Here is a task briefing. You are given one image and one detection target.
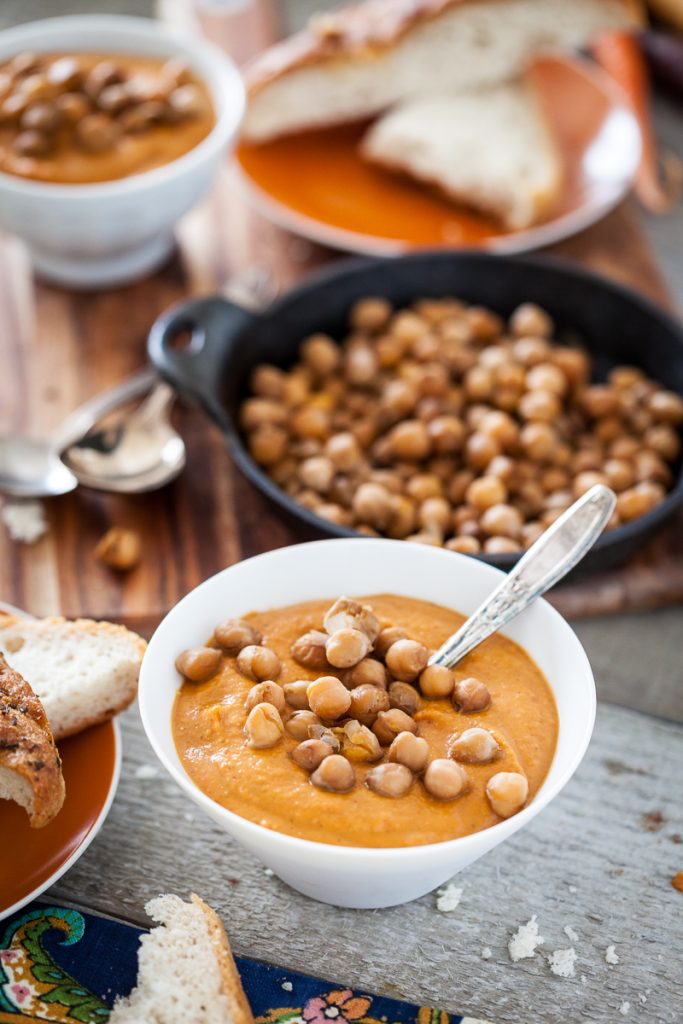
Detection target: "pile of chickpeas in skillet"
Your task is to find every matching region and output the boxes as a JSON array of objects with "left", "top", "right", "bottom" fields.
[
  {"left": 175, "top": 596, "right": 529, "bottom": 819},
  {"left": 0, "top": 51, "right": 209, "bottom": 160},
  {"left": 239, "top": 297, "right": 683, "bottom": 554}
]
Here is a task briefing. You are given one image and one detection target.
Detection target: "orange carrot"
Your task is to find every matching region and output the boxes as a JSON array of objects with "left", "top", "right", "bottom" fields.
[{"left": 591, "top": 29, "right": 682, "bottom": 213}]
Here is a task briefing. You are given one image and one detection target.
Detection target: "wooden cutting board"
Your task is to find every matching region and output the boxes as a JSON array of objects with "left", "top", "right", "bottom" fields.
[{"left": 0, "top": 168, "right": 680, "bottom": 635}]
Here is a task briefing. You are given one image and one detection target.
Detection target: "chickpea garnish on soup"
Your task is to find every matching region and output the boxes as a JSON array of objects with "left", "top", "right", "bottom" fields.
[
  {"left": 172, "top": 594, "right": 559, "bottom": 848},
  {"left": 238, "top": 296, "right": 683, "bottom": 553}
]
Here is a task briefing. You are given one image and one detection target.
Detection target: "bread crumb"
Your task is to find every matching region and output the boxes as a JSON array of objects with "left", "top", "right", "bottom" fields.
[
  {"left": 508, "top": 916, "right": 544, "bottom": 962},
  {"left": 619, "top": 1002, "right": 630, "bottom": 1015},
  {"left": 282, "top": 981, "right": 293, "bottom": 992},
  {"left": 264, "top": 867, "right": 274, "bottom": 877},
  {"left": 135, "top": 764, "right": 159, "bottom": 780},
  {"left": 605, "top": 945, "right": 620, "bottom": 965},
  {"left": 547, "top": 948, "right": 577, "bottom": 978},
  {"left": 481, "top": 947, "right": 492, "bottom": 960},
  {"left": 184, "top": 812, "right": 194, "bottom": 823},
  {"left": 2, "top": 499, "right": 47, "bottom": 544},
  {"left": 563, "top": 925, "right": 579, "bottom": 943},
  {"left": 436, "top": 883, "right": 463, "bottom": 913},
  {"left": 638, "top": 993, "right": 647, "bottom": 1005},
  {"left": 568, "top": 885, "right": 577, "bottom": 894}
]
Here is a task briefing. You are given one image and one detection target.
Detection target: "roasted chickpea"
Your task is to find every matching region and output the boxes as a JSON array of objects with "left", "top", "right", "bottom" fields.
[
  {"left": 480, "top": 503, "right": 523, "bottom": 539},
  {"left": 418, "top": 496, "right": 451, "bottom": 536},
  {"left": 385, "top": 639, "right": 429, "bottom": 682},
  {"left": 648, "top": 390, "right": 683, "bottom": 424},
  {"left": 236, "top": 645, "right": 281, "bottom": 682},
  {"left": 214, "top": 618, "right": 262, "bottom": 653},
  {"left": 298, "top": 456, "right": 334, "bottom": 494},
  {"left": 452, "top": 676, "right": 491, "bottom": 713},
  {"left": 345, "top": 344, "right": 378, "bottom": 386},
  {"left": 616, "top": 483, "right": 663, "bottom": 522},
  {"left": 486, "top": 771, "right": 529, "bottom": 817},
  {"left": 484, "top": 536, "right": 522, "bottom": 554},
  {"left": 520, "top": 521, "right": 544, "bottom": 547},
  {"left": 388, "top": 681, "right": 421, "bottom": 716},
  {"left": 323, "top": 597, "right": 379, "bottom": 642},
  {"left": 290, "top": 405, "right": 330, "bottom": 441},
  {"left": 572, "top": 470, "right": 608, "bottom": 498},
  {"left": 285, "top": 710, "right": 321, "bottom": 740},
  {"left": 352, "top": 482, "right": 394, "bottom": 530},
  {"left": 526, "top": 362, "right": 568, "bottom": 396},
  {"left": 249, "top": 424, "right": 288, "bottom": 466},
  {"left": 244, "top": 702, "right": 284, "bottom": 749},
  {"left": 465, "top": 475, "right": 507, "bottom": 511},
  {"left": 374, "top": 626, "right": 406, "bottom": 659},
  {"left": 450, "top": 727, "right": 500, "bottom": 763},
  {"left": 307, "top": 675, "right": 352, "bottom": 719},
  {"left": 423, "top": 759, "right": 469, "bottom": 800},
  {"left": 373, "top": 708, "right": 417, "bottom": 746},
  {"left": 245, "top": 681, "right": 286, "bottom": 713},
  {"left": 406, "top": 473, "right": 443, "bottom": 502},
  {"left": 467, "top": 305, "right": 503, "bottom": 341},
  {"left": 487, "top": 455, "right": 516, "bottom": 483},
  {"left": 427, "top": 414, "right": 466, "bottom": 454},
  {"left": 385, "top": 420, "right": 431, "bottom": 461},
  {"left": 519, "top": 390, "right": 561, "bottom": 423},
  {"left": 281, "top": 680, "right": 310, "bottom": 710},
  {"left": 341, "top": 719, "right": 383, "bottom": 762},
  {"left": 310, "top": 754, "right": 355, "bottom": 792},
  {"left": 349, "top": 683, "right": 390, "bottom": 725},
  {"left": 512, "top": 336, "right": 549, "bottom": 366},
  {"left": 510, "top": 303, "right": 552, "bottom": 338},
  {"left": 300, "top": 333, "right": 340, "bottom": 376},
  {"left": 391, "top": 310, "right": 428, "bottom": 345},
  {"left": 418, "top": 664, "right": 454, "bottom": 699},
  {"left": 342, "top": 658, "right": 388, "bottom": 690},
  {"left": 446, "top": 536, "right": 481, "bottom": 554},
  {"left": 351, "top": 297, "right": 392, "bottom": 333},
  {"left": 581, "top": 385, "right": 619, "bottom": 418},
  {"left": 291, "top": 738, "right": 333, "bottom": 771},
  {"left": 388, "top": 731, "right": 429, "bottom": 772},
  {"left": 386, "top": 495, "right": 418, "bottom": 539},
  {"left": 644, "top": 425, "right": 680, "bottom": 461},
  {"left": 290, "top": 630, "right": 329, "bottom": 671},
  {"left": 552, "top": 346, "right": 590, "bottom": 386},
  {"left": 366, "top": 762, "right": 414, "bottom": 797},
  {"left": 325, "top": 432, "right": 361, "bottom": 472},
  {"left": 175, "top": 646, "right": 221, "bottom": 683},
  {"left": 325, "top": 628, "right": 372, "bottom": 669}
]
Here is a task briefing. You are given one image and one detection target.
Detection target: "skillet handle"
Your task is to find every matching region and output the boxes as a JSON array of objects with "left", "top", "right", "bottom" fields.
[{"left": 147, "top": 297, "right": 255, "bottom": 430}]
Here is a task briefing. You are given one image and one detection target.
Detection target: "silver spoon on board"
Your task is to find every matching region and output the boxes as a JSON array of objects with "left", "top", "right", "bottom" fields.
[
  {"left": 429, "top": 484, "right": 617, "bottom": 669},
  {"left": 0, "top": 370, "right": 156, "bottom": 498}
]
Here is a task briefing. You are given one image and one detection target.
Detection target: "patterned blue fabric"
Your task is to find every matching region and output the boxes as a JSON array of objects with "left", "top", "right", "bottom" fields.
[{"left": 0, "top": 901, "right": 465, "bottom": 1023}]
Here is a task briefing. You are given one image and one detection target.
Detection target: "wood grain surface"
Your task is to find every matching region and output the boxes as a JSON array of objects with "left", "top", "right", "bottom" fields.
[
  {"left": 52, "top": 701, "right": 683, "bottom": 1024},
  {"left": 0, "top": 169, "right": 681, "bottom": 630}
]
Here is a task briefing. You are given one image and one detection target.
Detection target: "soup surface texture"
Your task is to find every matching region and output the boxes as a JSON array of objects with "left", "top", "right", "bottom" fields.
[{"left": 172, "top": 594, "right": 558, "bottom": 848}]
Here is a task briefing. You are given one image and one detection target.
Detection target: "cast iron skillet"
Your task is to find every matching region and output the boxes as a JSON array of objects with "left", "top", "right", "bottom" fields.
[{"left": 148, "top": 251, "right": 683, "bottom": 575}]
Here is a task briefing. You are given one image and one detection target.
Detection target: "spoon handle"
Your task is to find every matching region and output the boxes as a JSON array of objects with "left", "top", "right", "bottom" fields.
[{"left": 429, "top": 484, "right": 617, "bottom": 670}]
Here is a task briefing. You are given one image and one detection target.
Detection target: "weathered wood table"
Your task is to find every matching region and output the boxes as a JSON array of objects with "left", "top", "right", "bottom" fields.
[{"left": 1, "top": 175, "right": 682, "bottom": 1024}]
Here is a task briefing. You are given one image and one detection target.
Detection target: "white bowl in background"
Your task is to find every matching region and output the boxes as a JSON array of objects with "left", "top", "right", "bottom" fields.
[
  {"left": 139, "top": 539, "right": 596, "bottom": 909},
  {"left": 0, "top": 16, "right": 244, "bottom": 288}
]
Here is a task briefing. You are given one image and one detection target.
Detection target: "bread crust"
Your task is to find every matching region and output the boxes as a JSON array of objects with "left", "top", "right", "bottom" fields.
[
  {"left": 192, "top": 894, "right": 254, "bottom": 1024},
  {"left": 0, "top": 652, "right": 65, "bottom": 828},
  {"left": 246, "top": 0, "right": 643, "bottom": 94}
]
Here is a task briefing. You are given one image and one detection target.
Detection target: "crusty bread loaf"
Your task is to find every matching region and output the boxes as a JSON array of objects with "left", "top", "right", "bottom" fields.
[
  {"left": 243, "top": 0, "right": 641, "bottom": 141},
  {"left": 0, "top": 652, "right": 65, "bottom": 828},
  {"left": 0, "top": 613, "right": 145, "bottom": 741},
  {"left": 361, "top": 76, "right": 562, "bottom": 229},
  {"left": 109, "top": 894, "right": 254, "bottom": 1024}
]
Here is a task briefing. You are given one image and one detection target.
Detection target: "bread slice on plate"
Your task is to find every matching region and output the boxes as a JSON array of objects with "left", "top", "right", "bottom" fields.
[
  {"left": 109, "top": 893, "right": 254, "bottom": 1024},
  {"left": 0, "top": 613, "right": 145, "bottom": 741},
  {"left": 361, "top": 76, "right": 562, "bottom": 229},
  {"left": 242, "top": 0, "right": 641, "bottom": 142},
  {"left": 0, "top": 652, "right": 65, "bottom": 828}
]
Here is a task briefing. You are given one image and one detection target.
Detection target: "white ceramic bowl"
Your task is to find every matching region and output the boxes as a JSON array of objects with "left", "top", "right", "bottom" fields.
[
  {"left": 139, "top": 539, "right": 596, "bottom": 909},
  {"left": 0, "top": 16, "right": 244, "bottom": 287}
]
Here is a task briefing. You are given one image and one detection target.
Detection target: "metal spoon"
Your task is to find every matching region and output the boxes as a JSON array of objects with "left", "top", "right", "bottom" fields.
[
  {"left": 62, "top": 382, "right": 186, "bottom": 493},
  {"left": 0, "top": 370, "right": 156, "bottom": 498},
  {"left": 430, "top": 484, "right": 617, "bottom": 669}
]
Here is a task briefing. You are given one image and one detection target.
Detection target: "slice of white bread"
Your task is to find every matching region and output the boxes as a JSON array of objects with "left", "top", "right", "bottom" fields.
[
  {"left": 0, "top": 652, "right": 65, "bottom": 828},
  {"left": 361, "top": 76, "right": 562, "bottom": 229},
  {"left": 0, "top": 613, "right": 145, "bottom": 741},
  {"left": 243, "top": 0, "right": 641, "bottom": 142},
  {"left": 109, "top": 894, "right": 254, "bottom": 1024}
]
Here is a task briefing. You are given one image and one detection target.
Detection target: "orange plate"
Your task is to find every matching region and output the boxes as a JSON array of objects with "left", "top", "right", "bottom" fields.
[
  {"left": 237, "top": 55, "right": 641, "bottom": 255},
  {"left": 0, "top": 720, "right": 120, "bottom": 920}
]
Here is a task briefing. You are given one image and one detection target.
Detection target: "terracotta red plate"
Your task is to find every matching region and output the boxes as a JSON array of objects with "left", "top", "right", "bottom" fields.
[
  {"left": 0, "top": 605, "right": 121, "bottom": 921},
  {"left": 236, "top": 55, "right": 641, "bottom": 256}
]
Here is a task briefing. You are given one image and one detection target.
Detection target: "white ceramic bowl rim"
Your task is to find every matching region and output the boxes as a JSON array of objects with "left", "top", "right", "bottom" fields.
[
  {"left": 0, "top": 14, "right": 245, "bottom": 198},
  {"left": 139, "top": 538, "right": 596, "bottom": 862}
]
